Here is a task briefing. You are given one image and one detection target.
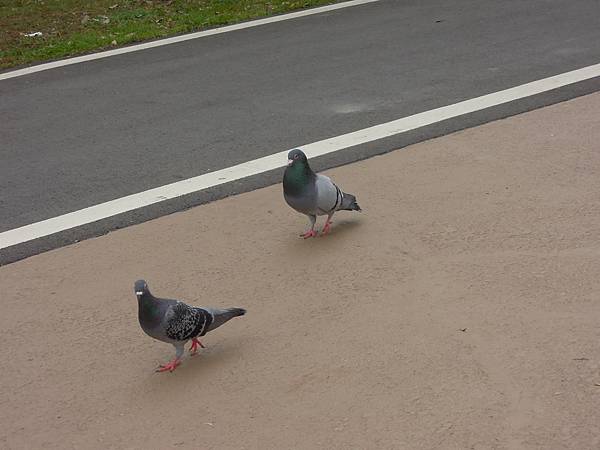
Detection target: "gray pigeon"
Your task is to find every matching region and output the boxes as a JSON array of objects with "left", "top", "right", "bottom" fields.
[
  {"left": 283, "top": 149, "right": 361, "bottom": 238},
  {"left": 134, "top": 280, "right": 246, "bottom": 372}
]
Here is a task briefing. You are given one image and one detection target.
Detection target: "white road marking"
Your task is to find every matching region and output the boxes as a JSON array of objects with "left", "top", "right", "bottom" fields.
[
  {"left": 1, "top": 63, "right": 599, "bottom": 250},
  {"left": 0, "top": 0, "right": 380, "bottom": 82}
]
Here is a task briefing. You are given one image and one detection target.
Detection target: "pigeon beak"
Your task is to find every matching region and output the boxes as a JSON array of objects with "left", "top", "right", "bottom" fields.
[
  {"left": 287, "top": 159, "right": 293, "bottom": 166},
  {"left": 135, "top": 291, "right": 144, "bottom": 296}
]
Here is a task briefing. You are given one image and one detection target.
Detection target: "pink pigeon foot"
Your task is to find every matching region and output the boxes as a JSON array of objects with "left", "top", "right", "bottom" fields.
[
  {"left": 189, "top": 338, "right": 205, "bottom": 355},
  {"left": 300, "top": 229, "right": 317, "bottom": 239},
  {"left": 321, "top": 220, "right": 332, "bottom": 236},
  {"left": 156, "top": 358, "right": 181, "bottom": 373}
]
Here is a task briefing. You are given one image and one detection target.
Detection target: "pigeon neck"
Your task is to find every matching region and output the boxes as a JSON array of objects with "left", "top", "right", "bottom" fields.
[
  {"left": 138, "top": 294, "right": 161, "bottom": 325},
  {"left": 283, "top": 162, "right": 314, "bottom": 196}
]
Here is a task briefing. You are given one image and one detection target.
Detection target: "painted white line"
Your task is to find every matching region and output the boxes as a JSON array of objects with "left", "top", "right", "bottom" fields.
[
  {"left": 1, "top": 63, "right": 599, "bottom": 250},
  {"left": 0, "top": 0, "right": 379, "bottom": 82}
]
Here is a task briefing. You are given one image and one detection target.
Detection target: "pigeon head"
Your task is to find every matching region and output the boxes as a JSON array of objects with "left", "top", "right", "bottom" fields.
[
  {"left": 287, "top": 149, "right": 308, "bottom": 167},
  {"left": 134, "top": 279, "right": 150, "bottom": 298}
]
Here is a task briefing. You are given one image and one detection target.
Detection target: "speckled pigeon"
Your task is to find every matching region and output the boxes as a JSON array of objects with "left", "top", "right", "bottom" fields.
[
  {"left": 283, "top": 149, "right": 361, "bottom": 238},
  {"left": 134, "top": 280, "right": 246, "bottom": 372}
]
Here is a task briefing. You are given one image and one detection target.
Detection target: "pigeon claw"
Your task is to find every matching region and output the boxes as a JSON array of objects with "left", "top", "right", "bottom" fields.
[
  {"left": 300, "top": 229, "right": 317, "bottom": 239},
  {"left": 189, "top": 337, "right": 205, "bottom": 355},
  {"left": 156, "top": 358, "right": 182, "bottom": 373}
]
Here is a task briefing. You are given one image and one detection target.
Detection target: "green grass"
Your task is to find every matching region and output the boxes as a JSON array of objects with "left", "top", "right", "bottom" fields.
[{"left": 0, "top": 0, "right": 341, "bottom": 69}]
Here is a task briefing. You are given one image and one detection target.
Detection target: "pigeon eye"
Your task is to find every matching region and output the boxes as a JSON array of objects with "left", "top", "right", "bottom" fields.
[{"left": 294, "top": 154, "right": 299, "bottom": 159}]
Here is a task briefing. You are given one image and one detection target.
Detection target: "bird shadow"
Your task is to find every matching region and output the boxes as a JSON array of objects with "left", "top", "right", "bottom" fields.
[
  {"left": 284, "top": 217, "right": 364, "bottom": 251},
  {"left": 186, "top": 340, "right": 242, "bottom": 370},
  {"left": 325, "top": 218, "right": 363, "bottom": 237},
  {"left": 144, "top": 339, "right": 246, "bottom": 387}
]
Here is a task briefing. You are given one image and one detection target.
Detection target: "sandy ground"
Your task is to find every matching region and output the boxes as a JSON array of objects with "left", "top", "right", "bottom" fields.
[{"left": 2, "top": 93, "right": 600, "bottom": 450}]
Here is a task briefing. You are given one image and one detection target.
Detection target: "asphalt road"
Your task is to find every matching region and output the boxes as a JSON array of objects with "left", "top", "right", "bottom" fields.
[{"left": 1, "top": 0, "right": 600, "bottom": 262}]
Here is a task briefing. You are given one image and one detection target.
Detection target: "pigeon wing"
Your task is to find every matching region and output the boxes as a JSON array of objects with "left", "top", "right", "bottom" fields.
[
  {"left": 164, "top": 302, "right": 211, "bottom": 341},
  {"left": 314, "top": 174, "right": 343, "bottom": 215}
]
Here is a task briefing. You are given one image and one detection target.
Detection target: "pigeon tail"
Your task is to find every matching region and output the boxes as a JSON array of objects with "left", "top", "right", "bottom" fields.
[
  {"left": 205, "top": 308, "right": 246, "bottom": 333},
  {"left": 340, "top": 193, "right": 361, "bottom": 212}
]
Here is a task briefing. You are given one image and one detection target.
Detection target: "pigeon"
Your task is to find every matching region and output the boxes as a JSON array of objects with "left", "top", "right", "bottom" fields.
[
  {"left": 134, "top": 280, "right": 246, "bottom": 372},
  {"left": 283, "top": 149, "right": 361, "bottom": 238}
]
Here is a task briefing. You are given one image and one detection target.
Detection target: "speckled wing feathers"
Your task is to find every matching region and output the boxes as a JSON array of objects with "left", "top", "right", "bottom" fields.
[{"left": 164, "top": 302, "right": 212, "bottom": 341}]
